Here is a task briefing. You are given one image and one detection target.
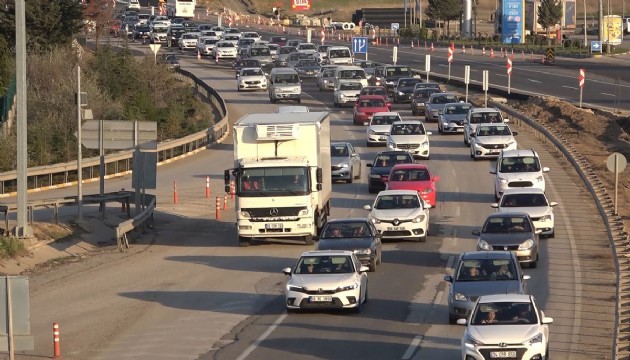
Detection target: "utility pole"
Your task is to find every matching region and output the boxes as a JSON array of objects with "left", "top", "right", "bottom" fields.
[
  {"left": 14, "top": 0, "right": 32, "bottom": 238},
  {"left": 584, "top": 0, "right": 587, "bottom": 48},
  {"left": 77, "top": 66, "right": 83, "bottom": 220}
]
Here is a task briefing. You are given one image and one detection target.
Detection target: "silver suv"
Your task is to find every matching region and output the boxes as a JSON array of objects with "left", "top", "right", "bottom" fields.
[{"left": 268, "top": 68, "right": 302, "bottom": 104}]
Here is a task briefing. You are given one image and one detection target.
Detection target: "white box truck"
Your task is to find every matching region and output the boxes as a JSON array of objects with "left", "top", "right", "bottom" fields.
[{"left": 225, "top": 112, "right": 332, "bottom": 247}]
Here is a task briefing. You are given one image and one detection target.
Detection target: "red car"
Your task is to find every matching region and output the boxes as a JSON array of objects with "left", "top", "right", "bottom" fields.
[
  {"left": 386, "top": 164, "right": 440, "bottom": 207},
  {"left": 360, "top": 86, "right": 392, "bottom": 108},
  {"left": 353, "top": 95, "right": 390, "bottom": 125}
]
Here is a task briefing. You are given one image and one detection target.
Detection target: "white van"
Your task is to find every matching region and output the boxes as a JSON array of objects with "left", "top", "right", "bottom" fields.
[
  {"left": 268, "top": 68, "right": 302, "bottom": 103},
  {"left": 327, "top": 46, "right": 353, "bottom": 65},
  {"left": 334, "top": 66, "right": 367, "bottom": 89}
]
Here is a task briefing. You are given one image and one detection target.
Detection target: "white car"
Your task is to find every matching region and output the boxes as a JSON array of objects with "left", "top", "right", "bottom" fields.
[
  {"left": 149, "top": 25, "right": 168, "bottom": 44},
  {"left": 366, "top": 112, "right": 402, "bottom": 147},
  {"left": 224, "top": 28, "right": 242, "bottom": 37},
  {"left": 492, "top": 149, "right": 549, "bottom": 199},
  {"left": 268, "top": 43, "right": 280, "bottom": 59},
  {"left": 196, "top": 37, "right": 219, "bottom": 55},
  {"left": 151, "top": 15, "right": 170, "bottom": 27},
  {"left": 237, "top": 67, "right": 268, "bottom": 91},
  {"left": 464, "top": 108, "right": 507, "bottom": 145},
  {"left": 241, "top": 31, "right": 261, "bottom": 42},
  {"left": 178, "top": 32, "right": 200, "bottom": 50},
  {"left": 296, "top": 42, "right": 318, "bottom": 53},
  {"left": 277, "top": 106, "right": 310, "bottom": 113},
  {"left": 363, "top": 190, "right": 431, "bottom": 242},
  {"left": 126, "top": 0, "right": 140, "bottom": 10},
  {"left": 317, "top": 65, "right": 337, "bottom": 91},
  {"left": 386, "top": 120, "right": 432, "bottom": 160},
  {"left": 333, "top": 80, "right": 362, "bottom": 107},
  {"left": 282, "top": 250, "right": 369, "bottom": 312},
  {"left": 492, "top": 188, "right": 557, "bottom": 237},
  {"left": 223, "top": 34, "right": 241, "bottom": 46},
  {"left": 212, "top": 41, "right": 238, "bottom": 59},
  {"left": 469, "top": 123, "right": 518, "bottom": 160},
  {"left": 458, "top": 294, "right": 553, "bottom": 360},
  {"left": 210, "top": 26, "right": 224, "bottom": 37}
]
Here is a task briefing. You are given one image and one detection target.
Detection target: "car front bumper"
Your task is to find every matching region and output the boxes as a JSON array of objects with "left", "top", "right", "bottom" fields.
[
  {"left": 473, "top": 143, "right": 517, "bottom": 158},
  {"left": 373, "top": 220, "right": 427, "bottom": 240},
  {"left": 495, "top": 182, "right": 546, "bottom": 199},
  {"left": 239, "top": 82, "right": 267, "bottom": 90},
  {"left": 366, "top": 133, "right": 388, "bottom": 145},
  {"left": 286, "top": 288, "right": 362, "bottom": 310},
  {"left": 462, "top": 342, "right": 547, "bottom": 360},
  {"left": 331, "top": 167, "right": 352, "bottom": 180},
  {"left": 387, "top": 144, "right": 430, "bottom": 158},
  {"left": 441, "top": 122, "right": 465, "bottom": 133}
]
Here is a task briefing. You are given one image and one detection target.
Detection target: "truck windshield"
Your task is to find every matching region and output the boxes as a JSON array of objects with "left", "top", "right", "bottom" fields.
[{"left": 238, "top": 167, "right": 309, "bottom": 196}]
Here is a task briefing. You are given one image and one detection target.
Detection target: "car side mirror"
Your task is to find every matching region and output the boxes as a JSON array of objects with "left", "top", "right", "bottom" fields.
[
  {"left": 549, "top": 201, "right": 558, "bottom": 207},
  {"left": 535, "top": 229, "right": 543, "bottom": 235},
  {"left": 366, "top": 163, "right": 373, "bottom": 168},
  {"left": 363, "top": 204, "right": 372, "bottom": 210},
  {"left": 490, "top": 203, "right": 499, "bottom": 208},
  {"left": 426, "top": 131, "right": 433, "bottom": 136},
  {"left": 456, "top": 318, "right": 467, "bottom": 325},
  {"left": 489, "top": 170, "right": 496, "bottom": 174},
  {"left": 503, "top": 118, "right": 510, "bottom": 122},
  {"left": 512, "top": 131, "right": 518, "bottom": 136},
  {"left": 542, "top": 317, "right": 554, "bottom": 324},
  {"left": 425, "top": 204, "right": 432, "bottom": 209},
  {"left": 433, "top": 176, "right": 440, "bottom": 182},
  {"left": 522, "top": 275, "right": 531, "bottom": 280},
  {"left": 472, "top": 229, "right": 481, "bottom": 236},
  {"left": 469, "top": 133, "right": 475, "bottom": 137},
  {"left": 282, "top": 267, "right": 292, "bottom": 275},
  {"left": 542, "top": 167, "right": 550, "bottom": 173},
  {"left": 443, "top": 275, "right": 453, "bottom": 283}
]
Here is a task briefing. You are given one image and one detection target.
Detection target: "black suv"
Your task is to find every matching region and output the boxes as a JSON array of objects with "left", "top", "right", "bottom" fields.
[{"left": 381, "top": 65, "right": 414, "bottom": 97}]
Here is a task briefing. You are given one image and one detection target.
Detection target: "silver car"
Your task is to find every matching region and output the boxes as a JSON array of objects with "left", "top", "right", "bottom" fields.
[
  {"left": 437, "top": 102, "right": 473, "bottom": 134},
  {"left": 331, "top": 142, "right": 361, "bottom": 183},
  {"left": 317, "top": 65, "right": 337, "bottom": 91},
  {"left": 444, "top": 251, "right": 530, "bottom": 324},
  {"left": 424, "top": 93, "right": 459, "bottom": 122},
  {"left": 333, "top": 80, "right": 362, "bottom": 107}
]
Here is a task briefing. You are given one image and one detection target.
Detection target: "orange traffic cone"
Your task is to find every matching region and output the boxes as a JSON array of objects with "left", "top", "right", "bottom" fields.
[
  {"left": 490, "top": 48, "right": 495, "bottom": 58},
  {"left": 430, "top": 42, "right": 434, "bottom": 52}
]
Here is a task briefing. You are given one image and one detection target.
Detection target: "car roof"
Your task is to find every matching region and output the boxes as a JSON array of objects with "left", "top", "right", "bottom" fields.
[
  {"left": 376, "top": 189, "right": 421, "bottom": 196},
  {"left": 499, "top": 149, "right": 537, "bottom": 157},
  {"left": 376, "top": 150, "right": 412, "bottom": 156},
  {"left": 460, "top": 251, "right": 515, "bottom": 260},
  {"left": 390, "top": 163, "right": 429, "bottom": 171},
  {"left": 502, "top": 188, "right": 546, "bottom": 195},
  {"left": 486, "top": 212, "right": 531, "bottom": 219},
  {"left": 478, "top": 294, "right": 532, "bottom": 303},
  {"left": 331, "top": 141, "right": 351, "bottom": 146},
  {"left": 325, "top": 218, "right": 370, "bottom": 224},
  {"left": 476, "top": 122, "right": 509, "bottom": 127},
  {"left": 358, "top": 95, "right": 386, "bottom": 99},
  {"left": 430, "top": 92, "right": 457, "bottom": 97},
  {"left": 373, "top": 112, "right": 400, "bottom": 117},
  {"left": 300, "top": 250, "right": 354, "bottom": 257},
  {"left": 240, "top": 67, "right": 263, "bottom": 72},
  {"left": 270, "top": 67, "right": 298, "bottom": 74},
  {"left": 392, "top": 120, "right": 423, "bottom": 125},
  {"left": 470, "top": 107, "right": 501, "bottom": 113}
]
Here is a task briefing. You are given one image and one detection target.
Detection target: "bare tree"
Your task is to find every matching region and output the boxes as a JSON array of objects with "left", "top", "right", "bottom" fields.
[{"left": 83, "top": 0, "right": 114, "bottom": 51}]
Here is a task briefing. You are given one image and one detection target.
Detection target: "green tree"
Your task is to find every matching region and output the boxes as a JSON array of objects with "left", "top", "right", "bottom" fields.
[
  {"left": 537, "top": 0, "right": 563, "bottom": 45},
  {"left": 425, "top": 0, "right": 462, "bottom": 37}
]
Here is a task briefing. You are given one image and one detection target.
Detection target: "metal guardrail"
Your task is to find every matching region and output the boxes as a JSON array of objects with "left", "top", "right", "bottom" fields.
[
  {"left": 115, "top": 193, "right": 156, "bottom": 252},
  {"left": 0, "top": 68, "right": 230, "bottom": 197}
]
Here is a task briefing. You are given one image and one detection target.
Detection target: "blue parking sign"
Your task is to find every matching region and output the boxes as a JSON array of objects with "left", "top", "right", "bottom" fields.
[{"left": 352, "top": 37, "right": 368, "bottom": 54}]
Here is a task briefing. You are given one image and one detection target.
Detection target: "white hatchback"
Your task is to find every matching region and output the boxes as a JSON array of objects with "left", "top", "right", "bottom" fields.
[
  {"left": 492, "top": 188, "right": 557, "bottom": 237},
  {"left": 491, "top": 149, "right": 549, "bottom": 199},
  {"left": 363, "top": 190, "right": 431, "bottom": 242}
]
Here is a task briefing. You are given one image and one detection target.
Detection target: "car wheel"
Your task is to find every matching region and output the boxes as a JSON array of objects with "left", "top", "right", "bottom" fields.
[
  {"left": 353, "top": 292, "right": 363, "bottom": 313},
  {"left": 464, "top": 137, "right": 469, "bottom": 146},
  {"left": 448, "top": 314, "right": 459, "bottom": 325},
  {"left": 366, "top": 141, "right": 373, "bottom": 147},
  {"left": 333, "top": 101, "right": 338, "bottom": 107},
  {"left": 304, "top": 234, "right": 314, "bottom": 245},
  {"left": 363, "top": 285, "right": 368, "bottom": 303},
  {"left": 238, "top": 236, "right": 250, "bottom": 247},
  {"left": 411, "top": 109, "right": 416, "bottom": 116},
  {"left": 438, "top": 125, "right": 443, "bottom": 134},
  {"left": 271, "top": 98, "right": 277, "bottom": 104},
  {"left": 369, "top": 257, "right": 376, "bottom": 272},
  {"left": 378, "top": 250, "right": 382, "bottom": 264},
  {"left": 419, "top": 235, "right": 427, "bottom": 243},
  {"left": 237, "top": 88, "right": 241, "bottom": 92}
]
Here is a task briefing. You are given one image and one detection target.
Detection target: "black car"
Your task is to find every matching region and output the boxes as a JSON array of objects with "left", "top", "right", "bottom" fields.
[
  {"left": 366, "top": 151, "right": 414, "bottom": 193},
  {"left": 317, "top": 218, "right": 382, "bottom": 272},
  {"left": 234, "top": 59, "right": 262, "bottom": 78},
  {"left": 394, "top": 77, "right": 423, "bottom": 103},
  {"left": 132, "top": 24, "right": 151, "bottom": 40},
  {"left": 382, "top": 65, "right": 414, "bottom": 97},
  {"left": 166, "top": 26, "right": 186, "bottom": 47},
  {"left": 410, "top": 88, "right": 441, "bottom": 116}
]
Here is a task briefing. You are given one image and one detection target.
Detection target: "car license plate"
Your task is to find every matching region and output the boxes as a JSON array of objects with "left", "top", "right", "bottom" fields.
[
  {"left": 489, "top": 149, "right": 500, "bottom": 154},
  {"left": 310, "top": 296, "right": 332, "bottom": 302},
  {"left": 490, "top": 351, "right": 516, "bottom": 358},
  {"left": 379, "top": 136, "right": 387, "bottom": 140},
  {"left": 265, "top": 223, "right": 283, "bottom": 229},
  {"left": 387, "top": 226, "right": 405, "bottom": 231}
]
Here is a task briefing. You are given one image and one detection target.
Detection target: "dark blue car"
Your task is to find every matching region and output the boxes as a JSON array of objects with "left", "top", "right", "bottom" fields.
[{"left": 366, "top": 151, "right": 414, "bottom": 194}]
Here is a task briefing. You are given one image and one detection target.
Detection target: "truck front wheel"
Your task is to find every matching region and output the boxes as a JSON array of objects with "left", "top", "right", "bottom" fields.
[
  {"left": 304, "top": 234, "right": 314, "bottom": 245},
  {"left": 238, "top": 236, "right": 250, "bottom": 247}
]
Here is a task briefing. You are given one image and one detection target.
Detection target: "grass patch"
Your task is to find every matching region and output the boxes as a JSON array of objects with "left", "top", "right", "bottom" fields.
[{"left": 0, "top": 236, "right": 27, "bottom": 258}]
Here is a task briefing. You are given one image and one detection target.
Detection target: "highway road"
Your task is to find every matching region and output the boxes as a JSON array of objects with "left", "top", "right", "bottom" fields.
[{"left": 13, "top": 34, "right": 616, "bottom": 359}]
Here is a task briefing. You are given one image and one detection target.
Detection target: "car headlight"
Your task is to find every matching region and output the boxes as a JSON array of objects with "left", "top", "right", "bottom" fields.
[
  {"left": 388, "top": 141, "right": 396, "bottom": 148},
  {"left": 421, "top": 140, "right": 429, "bottom": 147},
  {"left": 369, "top": 216, "right": 381, "bottom": 224},
  {"left": 412, "top": 214, "right": 426, "bottom": 223},
  {"left": 240, "top": 211, "right": 251, "bottom": 218},
  {"left": 287, "top": 285, "right": 306, "bottom": 292},
  {"left": 524, "top": 333, "right": 543, "bottom": 345},
  {"left": 353, "top": 248, "right": 371, "bottom": 255},
  {"left": 339, "top": 163, "right": 349, "bottom": 168},
  {"left": 324, "top": 79, "right": 329, "bottom": 83},
  {"left": 498, "top": 177, "right": 509, "bottom": 184},
  {"left": 478, "top": 239, "right": 493, "bottom": 251},
  {"left": 368, "top": 129, "right": 376, "bottom": 135},
  {"left": 416, "top": 102, "right": 424, "bottom": 106},
  {"left": 438, "top": 110, "right": 443, "bottom": 115},
  {"left": 386, "top": 81, "right": 394, "bottom": 85},
  {"left": 536, "top": 175, "right": 544, "bottom": 182},
  {"left": 464, "top": 333, "right": 484, "bottom": 346},
  {"left": 337, "top": 283, "right": 358, "bottom": 292},
  {"left": 453, "top": 292, "right": 467, "bottom": 301},
  {"left": 540, "top": 215, "right": 552, "bottom": 222},
  {"left": 518, "top": 239, "right": 535, "bottom": 250},
  {"left": 298, "top": 209, "right": 309, "bottom": 216},
  {"left": 420, "top": 188, "right": 433, "bottom": 194},
  {"left": 507, "top": 141, "right": 517, "bottom": 146},
  {"left": 369, "top": 174, "right": 381, "bottom": 179},
  {"left": 274, "top": 88, "right": 282, "bottom": 93},
  {"left": 398, "top": 91, "right": 404, "bottom": 96}
]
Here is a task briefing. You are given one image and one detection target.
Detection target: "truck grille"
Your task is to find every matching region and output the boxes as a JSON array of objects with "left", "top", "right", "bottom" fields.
[{"left": 243, "top": 206, "right": 306, "bottom": 218}]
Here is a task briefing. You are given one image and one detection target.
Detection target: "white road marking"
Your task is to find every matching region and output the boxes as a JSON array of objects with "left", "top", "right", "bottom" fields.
[
  {"left": 433, "top": 290, "right": 444, "bottom": 305},
  {"left": 601, "top": 92, "right": 616, "bottom": 96},
  {"left": 234, "top": 313, "right": 287, "bottom": 360},
  {"left": 402, "top": 335, "right": 423, "bottom": 360},
  {"left": 528, "top": 79, "right": 541, "bottom": 83},
  {"left": 562, "top": 85, "right": 578, "bottom": 90}
]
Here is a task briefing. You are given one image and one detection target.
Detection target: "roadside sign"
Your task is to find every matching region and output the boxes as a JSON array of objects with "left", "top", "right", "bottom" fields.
[
  {"left": 352, "top": 37, "right": 368, "bottom": 54},
  {"left": 607, "top": 152, "right": 627, "bottom": 215},
  {"left": 464, "top": 65, "right": 470, "bottom": 84},
  {"left": 447, "top": 43, "right": 454, "bottom": 63},
  {"left": 392, "top": 46, "right": 398, "bottom": 65},
  {"left": 545, "top": 47, "right": 555, "bottom": 64},
  {"left": 77, "top": 120, "right": 157, "bottom": 150},
  {"left": 149, "top": 44, "right": 161, "bottom": 63},
  {"left": 578, "top": 69, "right": 585, "bottom": 88},
  {"left": 291, "top": 0, "right": 311, "bottom": 11},
  {"left": 603, "top": 15, "right": 623, "bottom": 46},
  {"left": 391, "top": 23, "right": 399, "bottom": 32},
  {"left": 507, "top": 57, "right": 512, "bottom": 75},
  {"left": 591, "top": 41, "right": 602, "bottom": 53}
]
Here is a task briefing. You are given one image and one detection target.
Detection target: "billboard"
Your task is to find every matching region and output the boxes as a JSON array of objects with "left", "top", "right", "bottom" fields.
[
  {"left": 501, "top": 0, "right": 525, "bottom": 44},
  {"left": 291, "top": 0, "right": 311, "bottom": 11},
  {"left": 603, "top": 15, "right": 623, "bottom": 46}
]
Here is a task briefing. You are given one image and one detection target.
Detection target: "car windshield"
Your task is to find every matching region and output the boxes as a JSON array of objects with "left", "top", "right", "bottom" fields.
[
  {"left": 295, "top": 255, "right": 355, "bottom": 274},
  {"left": 415, "top": 83, "right": 441, "bottom": 90},
  {"left": 374, "top": 195, "right": 420, "bottom": 209},
  {"left": 501, "top": 194, "right": 548, "bottom": 207},
  {"left": 182, "top": 33, "right": 197, "bottom": 39},
  {"left": 499, "top": 156, "right": 541, "bottom": 173},
  {"left": 362, "top": 88, "right": 387, "bottom": 96},
  {"left": 399, "top": 79, "right": 421, "bottom": 87},
  {"left": 476, "top": 125, "right": 511, "bottom": 136},
  {"left": 340, "top": 82, "right": 362, "bottom": 90},
  {"left": 298, "top": 43, "right": 317, "bottom": 50},
  {"left": 359, "top": 99, "right": 385, "bottom": 107},
  {"left": 219, "top": 42, "right": 235, "bottom": 48},
  {"left": 318, "top": 45, "right": 331, "bottom": 52},
  {"left": 472, "top": 302, "right": 538, "bottom": 325},
  {"left": 243, "top": 60, "right": 261, "bottom": 67},
  {"left": 251, "top": 48, "right": 271, "bottom": 56},
  {"left": 374, "top": 154, "right": 412, "bottom": 167},
  {"left": 244, "top": 33, "right": 259, "bottom": 38},
  {"left": 371, "top": 115, "right": 400, "bottom": 125},
  {"left": 298, "top": 59, "right": 318, "bottom": 67},
  {"left": 390, "top": 123, "right": 425, "bottom": 135},
  {"left": 390, "top": 169, "right": 430, "bottom": 181},
  {"left": 238, "top": 167, "right": 308, "bottom": 195},
  {"left": 322, "top": 69, "right": 336, "bottom": 77},
  {"left": 482, "top": 216, "right": 532, "bottom": 233},
  {"left": 204, "top": 39, "right": 218, "bottom": 45},
  {"left": 329, "top": 49, "right": 351, "bottom": 58},
  {"left": 470, "top": 112, "right": 502, "bottom": 124},
  {"left": 339, "top": 70, "right": 366, "bottom": 80},
  {"left": 331, "top": 144, "right": 349, "bottom": 157},
  {"left": 274, "top": 74, "right": 299, "bottom": 83},
  {"left": 242, "top": 69, "right": 263, "bottom": 76},
  {"left": 444, "top": 104, "right": 472, "bottom": 114},
  {"left": 431, "top": 95, "right": 458, "bottom": 104},
  {"left": 385, "top": 67, "right": 412, "bottom": 76},
  {"left": 323, "top": 222, "right": 372, "bottom": 238},
  {"left": 413, "top": 89, "right": 438, "bottom": 98},
  {"left": 225, "top": 35, "right": 240, "bottom": 40},
  {"left": 455, "top": 259, "right": 517, "bottom": 281}
]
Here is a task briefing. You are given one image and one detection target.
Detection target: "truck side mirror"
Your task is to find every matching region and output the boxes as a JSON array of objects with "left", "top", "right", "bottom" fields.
[
  {"left": 224, "top": 169, "right": 231, "bottom": 185},
  {"left": 316, "top": 168, "right": 323, "bottom": 184},
  {"left": 224, "top": 185, "right": 230, "bottom": 193}
]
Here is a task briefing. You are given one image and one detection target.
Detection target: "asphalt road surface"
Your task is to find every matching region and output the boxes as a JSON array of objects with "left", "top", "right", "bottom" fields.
[{"left": 12, "top": 33, "right": 617, "bottom": 360}]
